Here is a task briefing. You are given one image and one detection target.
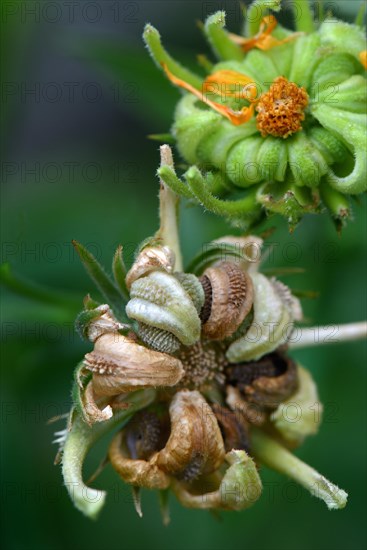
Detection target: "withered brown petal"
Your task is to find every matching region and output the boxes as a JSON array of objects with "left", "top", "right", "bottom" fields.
[
  {"left": 83, "top": 333, "right": 184, "bottom": 395},
  {"left": 157, "top": 390, "right": 225, "bottom": 480}
]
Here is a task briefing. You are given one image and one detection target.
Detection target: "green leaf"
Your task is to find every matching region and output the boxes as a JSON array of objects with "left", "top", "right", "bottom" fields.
[
  {"left": 0, "top": 263, "right": 80, "bottom": 310},
  {"left": 72, "top": 240, "right": 127, "bottom": 322}
]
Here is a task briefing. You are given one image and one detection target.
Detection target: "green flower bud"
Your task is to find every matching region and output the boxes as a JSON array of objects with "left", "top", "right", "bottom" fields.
[{"left": 144, "top": 1, "right": 367, "bottom": 229}]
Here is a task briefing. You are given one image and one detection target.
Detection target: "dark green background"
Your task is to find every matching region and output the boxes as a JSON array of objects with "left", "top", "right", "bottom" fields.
[{"left": 1, "top": 1, "right": 366, "bottom": 549}]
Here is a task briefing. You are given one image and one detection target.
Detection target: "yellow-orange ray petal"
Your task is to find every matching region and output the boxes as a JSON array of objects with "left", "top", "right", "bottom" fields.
[
  {"left": 162, "top": 63, "right": 255, "bottom": 126},
  {"left": 359, "top": 50, "right": 367, "bottom": 69},
  {"left": 229, "top": 16, "right": 301, "bottom": 52},
  {"left": 204, "top": 70, "right": 258, "bottom": 101}
]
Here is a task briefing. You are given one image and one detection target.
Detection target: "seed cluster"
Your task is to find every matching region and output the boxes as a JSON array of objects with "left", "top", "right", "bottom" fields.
[
  {"left": 177, "top": 340, "right": 228, "bottom": 388},
  {"left": 256, "top": 76, "right": 309, "bottom": 138}
]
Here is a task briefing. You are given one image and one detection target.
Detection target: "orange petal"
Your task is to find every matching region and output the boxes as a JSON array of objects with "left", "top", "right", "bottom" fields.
[
  {"left": 229, "top": 16, "right": 300, "bottom": 52},
  {"left": 359, "top": 50, "right": 367, "bottom": 69},
  {"left": 162, "top": 63, "right": 255, "bottom": 126},
  {"left": 204, "top": 70, "right": 258, "bottom": 101}
]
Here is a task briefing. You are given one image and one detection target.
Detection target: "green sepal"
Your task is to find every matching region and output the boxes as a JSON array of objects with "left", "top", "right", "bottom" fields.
[
  {"left": 216, "top": 450, "right": 262, "bottom": 510},
  {"left": 112, "top": 245, "right": 129, "bottom": 301},
  {"left": 143, "top": 24, "right": 202, "bottom": 90},
  {"left": 72, "top": 240, "right": 128, "bottom": 322},
  {"left": 310, "top": 53, "right": 363, "bottom": 88},
  {"left": 71, "top": 361, "right": 92, "bottom": 421},
  {"left": 83, "top": 294, "right": 100, "bottom": 310},
  {"left": 320, "top": 181, "right": 351, "bottom": 232},
  {"left": 288, "top": 33, "right": 321, "bottom": 88},
  {"left": 307, "top": 127, "right": 348, "bottom": 165},
  {"left": 257, "top": 136, "right": 288, "bottom": 182},
  {"left": 184, "top": 166, "right": 262, "bottom": 228},
  {"left": 318, "top": 19, "right": 366, "bottom": 60},
  {"left": 203, "top": 11, "right": 244, "bottom": 61},
  {"left": 311, "top": 105, "right": 367, "bottom": 194},
  {"left": 173, "top": 96, "right": 222, "bottom": 164},
  {"left": 257, "top": 181, "right": 320, "bottom": 230},
  {"left": 61, "top": 389, "right": 156, "bottom": 519},
  {"left": 287, "top": 132, "right": 328, "bottom": 187},
  {"left": 226, "top": 135, "right": 264, "bottom": 187},
  {"left": 75, "top": 306, "right": 108, "bottom": 341}
]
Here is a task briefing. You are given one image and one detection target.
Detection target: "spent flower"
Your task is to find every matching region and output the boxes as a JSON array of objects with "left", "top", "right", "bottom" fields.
[{"left": 56, "top": 146, "right": 367, "bottom": 520}]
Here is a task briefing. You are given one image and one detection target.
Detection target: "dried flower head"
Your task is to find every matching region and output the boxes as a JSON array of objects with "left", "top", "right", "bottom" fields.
[{"left": 54, "top": 146, "right": 367, "bottom": 521}]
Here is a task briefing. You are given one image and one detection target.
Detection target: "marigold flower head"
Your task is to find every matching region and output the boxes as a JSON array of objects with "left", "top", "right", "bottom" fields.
[{"left": 144, "top": 1, "right": 367, "bottom": 231}]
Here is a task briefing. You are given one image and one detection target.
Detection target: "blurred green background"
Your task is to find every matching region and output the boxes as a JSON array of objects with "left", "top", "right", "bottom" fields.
[{"left": 1, "top": 1, "right": 366, "bottom": 549}]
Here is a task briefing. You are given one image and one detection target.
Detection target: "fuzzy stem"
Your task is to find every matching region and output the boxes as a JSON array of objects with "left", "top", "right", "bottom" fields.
[
  {"left": 157, "top": 145, "right": 183, "bottom": 271},
  {"left": 289, "top": 321, "right": 367, "bottom": 350},
  {"left": 251, "top": 428, "right": 347, "bottom": 510}
]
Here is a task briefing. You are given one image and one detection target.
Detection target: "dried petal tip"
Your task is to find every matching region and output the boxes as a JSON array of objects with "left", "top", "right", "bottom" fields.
[
  {"left": 84, "top": 333, "right": 183, "bottom": 395},
  {"left": 125, "top": 245, "right": 175, "bottom": 289},
  {"left": 256, "top": 77, "right": 309, "bottom": 138},
  {"left": 157, "top": 390, "right": 225, "bottom": 480}
]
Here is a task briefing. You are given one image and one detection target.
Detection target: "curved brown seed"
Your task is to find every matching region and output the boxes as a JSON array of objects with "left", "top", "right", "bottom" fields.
[{"left": 200, "top": 262, "right": 253, "bottom": 340}]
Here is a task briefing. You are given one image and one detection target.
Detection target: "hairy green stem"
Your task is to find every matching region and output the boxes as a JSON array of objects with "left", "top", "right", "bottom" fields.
[
  {"left": 251, "top": 428, "right": 347, "bottom": 510},
  {"left": 290, "top": 321, "right": 367, "bottom": 349}
]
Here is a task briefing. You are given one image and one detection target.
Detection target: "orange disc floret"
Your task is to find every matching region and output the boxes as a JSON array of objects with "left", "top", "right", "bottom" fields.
[{"left": 256, "top": 77, "right": 309, "bottom": 139}]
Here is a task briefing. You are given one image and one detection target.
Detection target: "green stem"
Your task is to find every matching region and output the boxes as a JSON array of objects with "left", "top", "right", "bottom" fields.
[
  {"left": 289, "top": 321, "right": 367, "bottom": 349},
  {"left": 61, "top": 389, "right": 156, "bottom": 519},
  {"left": 292, "top": 0, "right": 315, "bottom": 33},
  {"left": 251, "top": 428, "right": 348, "bottom": 510},
  {"left": 157, "top": 145, "right": 183, "bottom": 271},
  {"left": 143, "top": 24, "right": 202, "bottom": 90},
  {"left": 246, "top": 0, "right": 281, "bottom": 36}
]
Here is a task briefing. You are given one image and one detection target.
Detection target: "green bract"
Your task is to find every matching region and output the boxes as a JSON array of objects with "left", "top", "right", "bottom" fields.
[{"left": 144, "top": 1, "right": 367, "bottom": 229}]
